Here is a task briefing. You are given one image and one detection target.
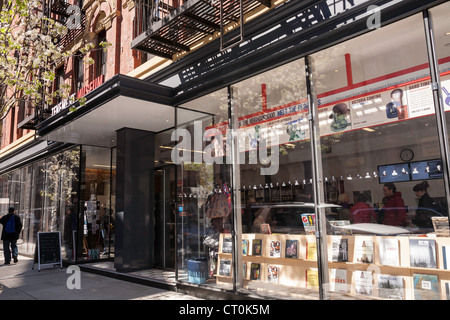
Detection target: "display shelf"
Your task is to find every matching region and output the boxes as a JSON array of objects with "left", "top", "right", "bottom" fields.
[{"left": 217, "top": 232, "right": 450, "bottom": 299}]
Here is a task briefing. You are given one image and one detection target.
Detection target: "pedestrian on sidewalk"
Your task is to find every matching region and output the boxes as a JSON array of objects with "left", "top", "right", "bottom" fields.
[{"left": 0, "top": 207, "right": 23, "bottom": 265}]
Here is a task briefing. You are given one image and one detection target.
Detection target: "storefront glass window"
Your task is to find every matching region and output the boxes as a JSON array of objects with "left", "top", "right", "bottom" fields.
[
  {"left": 17, "top": 165, "right": 32, "bottom": 256},
  {"left": 430, "top": 3, "right": 450, "bottom": 152},
  {"left": 28, "top": 160, "right": 46, "bottom": 256},
  {"left": 177, "top": 89, "right": 230, "bottom": 288},
  {"left": 78, "top": 146, "right": 114, "bottom": 261},
  {"left": 311, "top": 13, "right": 448, "bottom": 300},
  {"left": 231, "top": 58, "right": 316, "bottom": 298},
  {"left": 41, "top": 148, "right": 80, "bottom": 260}
]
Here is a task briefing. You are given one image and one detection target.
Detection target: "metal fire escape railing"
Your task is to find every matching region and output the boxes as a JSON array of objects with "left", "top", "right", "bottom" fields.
[
  {"left": 18, "top": 0, "right": 85, "bottom": 130},
  {"left": 132, "top": 0, "right": 271, "bottom": 59}
]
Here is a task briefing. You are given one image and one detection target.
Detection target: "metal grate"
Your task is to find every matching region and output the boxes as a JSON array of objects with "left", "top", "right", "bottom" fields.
[{"left": 132, "top": 0, "right": 270, "bottom": 59}]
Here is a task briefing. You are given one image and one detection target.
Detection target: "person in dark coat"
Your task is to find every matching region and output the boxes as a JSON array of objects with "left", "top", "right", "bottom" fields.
[
  {"left": 413, "top": 181, "right": 439, "bottom": 228},
  {"left": 0, "top": 207, "right": 23, "bottom": 264}
]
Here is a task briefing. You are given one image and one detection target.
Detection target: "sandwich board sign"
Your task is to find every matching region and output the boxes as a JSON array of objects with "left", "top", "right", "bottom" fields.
[{"left": 32, "top": 231, "right": 63, "bottom": 271}]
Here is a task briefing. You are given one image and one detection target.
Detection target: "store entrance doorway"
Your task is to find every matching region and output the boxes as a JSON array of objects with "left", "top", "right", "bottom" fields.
[{"left": 154, "top": 165, "right": 176, "bottom": 269}]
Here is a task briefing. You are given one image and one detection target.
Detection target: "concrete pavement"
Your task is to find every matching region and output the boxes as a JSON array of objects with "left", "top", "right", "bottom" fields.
[{"left": 0, "top": 255, "right": 202, "bottom": 300}]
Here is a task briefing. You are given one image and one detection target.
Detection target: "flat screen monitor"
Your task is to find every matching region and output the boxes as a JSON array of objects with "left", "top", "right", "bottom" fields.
[
  {"left": 378, "top": 163, "right": 411, "bottom": 183},
  {"left": 410, "top": 159, "right": 443, "bottom": 180}
]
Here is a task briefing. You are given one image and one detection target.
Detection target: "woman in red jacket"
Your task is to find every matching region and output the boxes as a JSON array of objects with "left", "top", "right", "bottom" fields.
[{"left": 382, "top": 183, "right": 407, "bottom": 226}]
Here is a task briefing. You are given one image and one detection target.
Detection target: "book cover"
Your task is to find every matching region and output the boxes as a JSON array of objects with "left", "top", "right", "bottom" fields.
[
  {"left": 413, "top": 274, "right": 439, "bottom": 300},
  {"left": 330, "top": 269, "right": 348, "bottom": 293},
  {"left": 222, "top": 237, "right": 232, "bottom": 253},
  {"left": 355, "top": 239, "right": 374, "bottom": 263},
  {"left": 219, "top": 259, "right": 231, "bottom": 276},
  {"left": 301, "top": 213, "right": 315, "bottom": 235},
  {"left": 270, "top": 240, "right": 281, "bottom": 258},
  {"left": 267, "top": 265, "right": 279, "bottom": 283},
  {"left": 432, "top": 216, "right": 449, "bottom": 237},
  {"left": 306, "top": 269, "right": 319, "bottom": 288},
  {"left": 409, "top": 239, "right": 437, "bottom": 268},
  {"left": 306, "top": 241, "right": 317, "bottom": 260},
  {"left": 243, "top": 262, "right": 247, "bottom": 279},
  {"left": 252, "top": 239, "right": 262, "bottom": 256},
  {"left": 379, "top": 238, "right": 400, "bottom": 266},
  {"left": 260, "top": 223, "right": 271, "bottom": 234},
  {"left": 285, "top": 239, "right": 298, "bottom": 259},
  {"left": 354, "top": 270, "right": 373, "bottom": 296},
  {"left": 330, "top": 238, "right": 348, "bottom": 262},
  {"left": 242, "top": 239, "right": 248, "bottom": 256},
  {"left": 329, "top": 220, "right": 352, "bottom": 235},
  {"left": 377, "top": 274, "right": 403, "bottom": 300},
  {"left": 443, "top": 246, "right": 450, "bottom": 269},
  {"left": 250, "top": 263, "right": 261, "bottom": 280},
  {"left": 446, "top": 282, "right": 450, "bottom": 300}
]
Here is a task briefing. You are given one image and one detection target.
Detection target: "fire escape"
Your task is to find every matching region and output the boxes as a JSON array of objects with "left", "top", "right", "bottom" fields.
[
  {"left": 132, "top": 0, "right": 272, "bottom": 59},
  {"left": 18, "top": 0, "right": 86, "bottom": 130}
]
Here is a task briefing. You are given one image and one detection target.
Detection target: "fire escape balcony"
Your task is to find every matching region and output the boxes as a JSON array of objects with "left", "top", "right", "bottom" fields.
[
  {"left": 132, "top": 0, "right": 271, "bottom": 60},
  {"left": 18, "top": 0, "right": 85, "bottom": 130}
]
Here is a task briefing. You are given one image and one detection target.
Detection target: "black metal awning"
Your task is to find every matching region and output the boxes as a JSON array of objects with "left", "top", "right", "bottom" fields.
[{"left": 132, "top": 0, "right": 271, "bottom": 59}]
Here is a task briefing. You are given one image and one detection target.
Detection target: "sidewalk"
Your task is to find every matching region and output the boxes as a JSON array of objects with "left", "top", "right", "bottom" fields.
[{"left": 0, "top": 255, "right": 202, "bottom": 300}]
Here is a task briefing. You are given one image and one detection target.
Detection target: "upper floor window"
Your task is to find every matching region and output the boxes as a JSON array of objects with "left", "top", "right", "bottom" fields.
[
  {"left": 74, "top": 54, "right": 84, "bottom": 94},
  {"left": 96, "top": 30, "right": 107, "bottom": 78}
]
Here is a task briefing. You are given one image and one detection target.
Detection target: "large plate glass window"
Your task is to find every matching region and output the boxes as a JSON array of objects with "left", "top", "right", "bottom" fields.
[
  {"left": 177, "top": 89, "right": 230, "bottom": 289},
  {"left": 230, "top": 58, "right": 317, "bottom": 299},
  {"left": 310, "top": 13, "right": 448, "bottom": 300}
]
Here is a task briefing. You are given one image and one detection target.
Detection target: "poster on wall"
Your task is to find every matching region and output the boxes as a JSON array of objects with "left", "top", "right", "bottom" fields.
[
  {"left": 349, "top": 89, "right": 404, "bottom": 130},
  {"left": 237, "top": 100, "right": 309, "bottom": 152},
  {"left": 442, "top": 76, "right": 450, "bottom": 112}
]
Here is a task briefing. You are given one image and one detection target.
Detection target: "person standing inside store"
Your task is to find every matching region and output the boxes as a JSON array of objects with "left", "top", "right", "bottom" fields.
[
  {"left": 412, "top": 181, "right": 440, "bottom": 228},
  {"left": 350, "top": 194, "right": 377, "bottom": 224},
  {"left": 0, "top": 207, "right": 23, "bottom": 264},
  {"left": 382, "top": 183, "right": 407, "bottom": 226}
]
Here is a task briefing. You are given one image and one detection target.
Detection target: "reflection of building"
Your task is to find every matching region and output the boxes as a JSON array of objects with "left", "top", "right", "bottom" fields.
[{"left": 1, "top": 0, "right": 450, "bottom": 300}]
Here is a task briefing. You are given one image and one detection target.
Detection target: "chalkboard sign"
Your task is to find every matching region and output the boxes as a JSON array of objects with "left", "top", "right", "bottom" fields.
[{"left": 33, "top": 232, "right": 62, "bottom": 271}]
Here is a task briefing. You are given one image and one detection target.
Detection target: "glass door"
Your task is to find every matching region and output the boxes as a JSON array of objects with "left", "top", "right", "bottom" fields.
[{"left": 154, "top": 165, "right": 176, "bottom": 269}]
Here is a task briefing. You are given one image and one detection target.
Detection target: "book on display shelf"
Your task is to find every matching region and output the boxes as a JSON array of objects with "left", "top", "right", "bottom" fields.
[
  {"left": 306, "top": 241, "right": 317, "bottom": 260},
  {"left": 260, "top": 223, "right": 271, "bottom": 234},
  {"left": 354, "top": 270, "right": 373, "bottom": 296},
  {"left": 377, "top": 274, "right": 404, "bottom": 300},
  {"left": 432, "top": 216, "right": 449, "bottom": 237},
  {"left": 330, "top": 269, "right": 348, "bottom": 293},
  {"left": 222, "top": 237, "right": 232, "bottom": 253},
  {"left": 379, "top": 238, "right": 400, "bottom": 266},
  {"left": 446, "top": 282, "right": 450, "bottom": 300},
  {"left": 285, "top": 239, "right": 298, "bottom": 259},
  {"left": 355, "top": 239, "right": 374, "bottom": 263},
  {"left": 306, "top": 269, "right": 319, "bottom": 288},
  {"left": 413, "top": 274, "right": 439, "bottom": 300},
  {"left": 442, "top": 246, "right": 450, "bottom": 269},
  {"left": 252, "top": 239, "right": 262, "bottom": 256},
  {"left": 242, "top": 239, "right": 248, "bottom": 256},
  {"left": 219, "top": 259, "right": 231, "bottom": 276},
  {"left": 409, "top": 239, "right": 437, "bottom": 269},
  {"left": 250, "top": 263, "right": 261, "bottom": 280},
  {"left": 243, "top": 262, "right": 247, "bottom": 279},
  {"left": 267, "top": 265, "right": 279, "bottom": 283},
  {"left": 330, "top": 238, "right": 348, "bottom": 262},
  {"left": 270, "top": 240, "right": 281, "bottom": 258}
]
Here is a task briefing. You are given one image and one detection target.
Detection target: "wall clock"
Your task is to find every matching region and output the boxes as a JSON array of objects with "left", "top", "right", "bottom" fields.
[{"left": 400, "top": 148, "right": 414, "bottom": 162}]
